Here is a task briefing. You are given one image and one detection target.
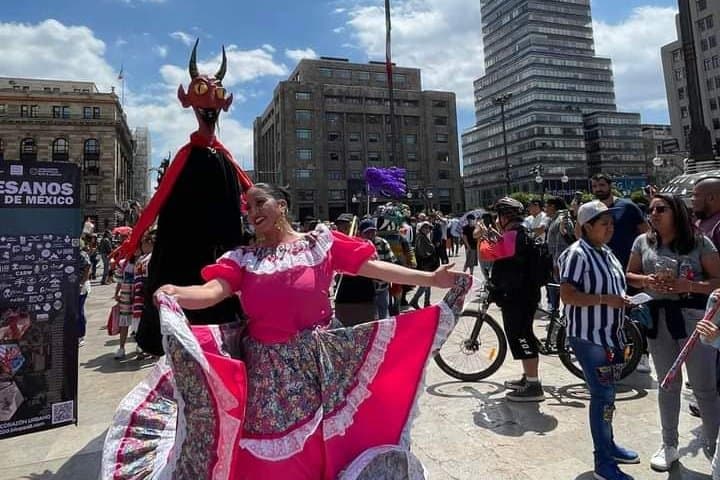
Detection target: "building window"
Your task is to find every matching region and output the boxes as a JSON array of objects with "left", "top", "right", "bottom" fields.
[
  {"left": 83, "top": 138, "right": 100, "bottom": 174},
  {"left": 20, "top": 138, "right": 37, "bottom": 161},
  {"left": 433, "top": 116, "right": 448, "bottom": 126},
  {"left": 295, "top": 91, "right": 311, "bottom": 101},
  {"left": 296, "top": 148, "right": 312, "bottom": 161},
  {"left": 327, "top": 170, "right": 343, "bottom": 180},
  {"left": 367, "top": 114, "right": 381, "bottom": 124},
  {"left": 674, "top": 69, "right": 684, "bottom": 81},
  {"left": 93, "top": 107, "right": 101, "bottom": 119},
  {"left": 678, "top": 87, "right": 686, "bottom": 99},
  {"left": 29, "top": 105, "right": 38, "bottom": 117},
  {"left": 83, "top": 107, "right": 92, "bottom": 119},
  {"left": 328, "top": 190, "right": 346, "bottom": 201},
  {"left": 716, "top": 76, "right": 720, "bottom": 88},
  {"left": 335, "top": 69, "right": 351, "bottom": 79},
  {"left": 711, "top": 35, "right": 718, "bottom": 49},
  {"left": 708, "top": 15, "right": 714, "bottom": 29},
  {"left": 329, "top": 152, "right": 341, "bottom": 162},
  {"left": 347, "top": 114, "right": 362, "bottom": 123},
  {"left": 53, "top": 106, "right": 62, "bottom": 118},
  {"left": 368, "top": 152, "right": 381, "bottom": 162},
  {"left": 295, "top": 168, "right": 313, "bottom": 179},
  {"left": 350, "top": 169, "right": 363, "bottom": 179},
  {"left": 297, "top": 190, "right": 315, "bottom": 201},
  {"left": 368, "top": 133, "right": 380, "bottom": 143},
  {"left": 373, "top": 72, "right": 386, "bottom": 83},
  {"left": 438, "top": 170, "right": 450, "bottom": 180},
  {"left": 402, "top": 99, "right": 419, "bottom": 107},
  {"left": 712, "top": 98, "right": 718, "bottom": 111},
  {"left": 432, "top": 100, "right": 448, "bottom": 108},
  {"left": 714, "top": 118, "right": 720, "bottom": 130},
  {"left": 319, "top": 68, "right": 332, "bottom": 78},
  {"left": 392, "top": 73, "right": 406, "bottom": 84},
  {"left": 354, "top": 71, "right": 370, "bottom": 81},
  {"left": 52, "top": 138, "right": 69, "bottom": 161},
  {"left": 85, "top": 184, "right": 98, "bottom": 203},
  {"left": 326, "top": 113, "right": 341, "bottom": 123},
  {"left": 403, "top": 116, "right": 419, "bottom": 127},
  {"left": 681, "top": 106, "right": 689, "bottom": 118},
  {"left": 698, "top": 0, "right": 707, "bottom": 10},
  {"left": 708, "top": 78, "right": 715, "bottom": 90},
  {"left": 296, "top": 109, "right": 312, "bottom": 122},
  {"left": 296, "top": 129, "right": 312, "bottom": 140},
  {"left": 672, "top": 50, "right": 682, "bottom": 63},
  {"left": 0, "top": 104, "right": 5, "bottom": 115},
  {"left": 702, "top": 39, "right": 709, "bottom": 51},
  {"left": 407, "top": 153, "right": 417, "bottom": 162},
  {"left": 346, "top": 96, "right": 362, "bottom": 105},
  {"left": 436, "top": 152, "right": 449, "bottom": 162},
  {"left": 325, "top": 95, "right": 343, "bottom": 104},
  {"left": 407, "top": 170, "right": 418, "bottom": 181},
  {"left": 62, "top": 106, "right": 70, "bottom": 118},
  {"left": 327, "top": 131, "right": 342, "bottom": 142},
  {"left": 21, "top": 105, "right": 30, "bottom": 117},
  {"left": 349, "top": 132, "right": 361, "bottom": 142},
  {"left": 436, "top": 133, "right": 449, "bottom": 143},
  {"left": 405, "top": 134, "right": 417, "bottom": 145},
  {"left": 349, "top": 152, "right": 362, "bottom": 162}
]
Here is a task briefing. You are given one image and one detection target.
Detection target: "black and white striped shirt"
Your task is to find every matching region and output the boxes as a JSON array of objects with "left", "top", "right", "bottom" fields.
[{"left": 559, "top": 238, "right": 627, "bottom": 348}]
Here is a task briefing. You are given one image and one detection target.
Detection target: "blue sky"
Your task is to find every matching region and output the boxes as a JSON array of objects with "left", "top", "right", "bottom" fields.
[{"left": 0, "top": 0, "right": 681, "bottom": 171}]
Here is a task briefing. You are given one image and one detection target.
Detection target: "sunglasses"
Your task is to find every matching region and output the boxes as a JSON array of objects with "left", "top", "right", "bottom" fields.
[{"left": 649, "top": 205, "right": 668, "bottom": 214}]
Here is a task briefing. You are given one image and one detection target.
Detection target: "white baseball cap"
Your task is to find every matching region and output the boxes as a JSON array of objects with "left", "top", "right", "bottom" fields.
[{"left": 577, "top": 200, "right": 621, "bottom": 226}]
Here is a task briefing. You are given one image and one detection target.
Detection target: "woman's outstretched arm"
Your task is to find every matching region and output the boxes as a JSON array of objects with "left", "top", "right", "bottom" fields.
[
  {"left": 357, "top": 260, "right": 461, "bottom": 289},
  {"left": 155, "top": 279, "right": 232, "bottom": 310}
]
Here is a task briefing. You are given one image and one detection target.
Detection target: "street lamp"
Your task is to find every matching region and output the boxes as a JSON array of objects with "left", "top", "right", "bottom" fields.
[
  {"left": 532, "top": 164, "right": 545, "bottom": 201},
  {"left": 493, "top": 93, "right": 513, "bottom": 196}
]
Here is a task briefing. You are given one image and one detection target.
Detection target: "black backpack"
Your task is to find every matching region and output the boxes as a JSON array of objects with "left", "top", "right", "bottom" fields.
[{"left": 528, "top": 235, "right": 554, "bottom": 289}]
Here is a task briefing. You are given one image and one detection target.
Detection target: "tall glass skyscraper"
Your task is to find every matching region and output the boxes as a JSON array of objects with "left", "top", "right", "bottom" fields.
[{"left": 463, "top": 0, "right": 644, "bottom": 207}]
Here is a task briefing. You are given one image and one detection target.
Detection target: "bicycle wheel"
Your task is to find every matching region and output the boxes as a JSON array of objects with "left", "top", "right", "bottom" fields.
[
  {"left": 556, "top": 325, "right": 585, "bottom": 380},
  {"left": 434, "top": 312, "right": 507, "bottom": 382},
  {"left": 557, "top": 318, "right": 646, "bottom": 381}
]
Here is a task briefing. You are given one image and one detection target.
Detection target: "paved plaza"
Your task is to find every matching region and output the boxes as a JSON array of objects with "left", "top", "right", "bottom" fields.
[{"left": 0, "top": 276, "right": 716, "bottom": 479}]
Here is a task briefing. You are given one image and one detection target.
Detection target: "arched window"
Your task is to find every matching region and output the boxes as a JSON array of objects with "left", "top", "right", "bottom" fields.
[
  {"left": 83, "top": 138, "right": 100, "bottom": 175},
  {"left": 52, "top": 138, "right": 69, "bottom": 161},
  {"left": 20, "top": 138, "right": 37, "bottom": 161},
  {"left": 0, "top": 139, "right": 4, "bottom": 162}
]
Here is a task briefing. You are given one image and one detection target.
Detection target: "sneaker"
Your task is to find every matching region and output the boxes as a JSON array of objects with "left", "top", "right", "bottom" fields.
[
  {"left": 505, "top": 381, "right": 544, "bottom": 402},
  {"left": 594, "top": 463, "right": 634, "bottom": 480},
  {"left": 114, "top": 347, "right": 126, "bottom": 360},
  {"left": 78, "top": 337, "right": 85, "bottom": 347},
  {"left": 504, "top": 375, "right": 527, "bottom": 391},
  {"left": 650, "top": 445, "right": 679, "bottom": 472},
  {"left": 635, "top": 354, "right": 651, "bottom": 374},
  {"left": 612, "top": 444, "right": 640, "bottom": 464}
]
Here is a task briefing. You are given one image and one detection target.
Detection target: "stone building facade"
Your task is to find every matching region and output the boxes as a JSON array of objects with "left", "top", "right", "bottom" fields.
[{"left": 0, "top": 77, "right": 138, "bottom": 229}]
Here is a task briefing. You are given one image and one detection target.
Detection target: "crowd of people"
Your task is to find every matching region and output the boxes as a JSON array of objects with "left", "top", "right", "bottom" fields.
[{"left": 471, "top": 172, "right": 720, "bottom": 480}]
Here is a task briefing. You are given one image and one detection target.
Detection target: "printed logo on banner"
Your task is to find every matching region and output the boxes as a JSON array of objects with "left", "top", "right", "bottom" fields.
[{"left": 9, "top": 165, "right": 23, "bottom": 176}]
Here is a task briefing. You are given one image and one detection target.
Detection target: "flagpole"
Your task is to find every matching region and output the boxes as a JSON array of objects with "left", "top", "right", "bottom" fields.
[{"left": 385, "top": 0, "right": 400, "bottom": 170}]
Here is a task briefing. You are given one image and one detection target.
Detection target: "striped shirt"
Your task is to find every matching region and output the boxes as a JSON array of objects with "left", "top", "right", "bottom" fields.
[{"left": 559, "top": 238, "right": 627, "bottom": 348}]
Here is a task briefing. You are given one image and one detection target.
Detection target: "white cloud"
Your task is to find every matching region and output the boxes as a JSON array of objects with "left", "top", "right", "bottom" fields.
[
  {"left": 285, "top": 48, "right": 318, "bottom": 63},
  {"left": 333, "top": 27, "right": 344, "bottom": 34},
  {"left": 170, "top": 31, "right": 194, "bottom": 46},
  {"left": 115, "top": 37, "right": 128, "bottom": 47},
  {"left": 594, "top": 6, "right": 678, "bottom": 118},
  {"left": 0, "top": 19, "right": 118, "bottom": 91},
  {"left": 153, "top": 45, "right": 168, "bottom": 58},
  {"left": 262, "top": 44, "right": 276, "bottom": 53},
  {"left": 344, "top": 0, "right": 483, "bottom": 108}
]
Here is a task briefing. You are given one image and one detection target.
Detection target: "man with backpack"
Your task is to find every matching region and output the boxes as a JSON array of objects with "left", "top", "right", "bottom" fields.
[{"left": 480, "top": 197, "right": 547, "bottom": 402}]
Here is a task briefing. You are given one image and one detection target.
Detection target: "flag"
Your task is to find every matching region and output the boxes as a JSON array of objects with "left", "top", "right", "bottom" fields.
[{"left": 117, "top": 65, "right": 124, "bottom": 81}]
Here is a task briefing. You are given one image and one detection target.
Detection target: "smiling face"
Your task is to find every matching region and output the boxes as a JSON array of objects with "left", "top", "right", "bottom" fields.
[{"left": 246, "top": 186, "right": 287, "bottom": 237}]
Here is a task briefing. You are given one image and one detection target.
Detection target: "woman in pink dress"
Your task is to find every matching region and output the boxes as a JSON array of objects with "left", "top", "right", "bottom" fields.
[{"left": 102, "top": 183, "right": 471, "bottom": 480}]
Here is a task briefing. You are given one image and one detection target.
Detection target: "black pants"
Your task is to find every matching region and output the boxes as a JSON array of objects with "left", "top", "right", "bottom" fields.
[
  {"left": 435, "top": 243, "right": 449, "bottom": 264},
  {"left": 500, "top": 300, "right": 539, "bottom": 360}
]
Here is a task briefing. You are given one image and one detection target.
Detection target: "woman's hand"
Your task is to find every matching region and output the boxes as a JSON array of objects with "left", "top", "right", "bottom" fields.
[
  {"left": 641, "top": 274, "right": 662, "bottom": 292},
  {"left": 154, "top": 284, "right": 179, "bottom": 305},
  {"left": 431, "top": 264, "right": 467, "bottom": 289},
  {"left": 696, "top": 319, "right": 720, "bottom": 341},
  {"left": 602, "top": 294, "right": 630, "bottom": 309},
  {"left": 653, "top": 276, "right": 691, "bottom": 294}
]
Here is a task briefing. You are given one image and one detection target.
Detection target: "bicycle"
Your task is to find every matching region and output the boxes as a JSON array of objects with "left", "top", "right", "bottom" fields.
[{"left": 434, "top": 283, "right": 645, "bottom": 382}]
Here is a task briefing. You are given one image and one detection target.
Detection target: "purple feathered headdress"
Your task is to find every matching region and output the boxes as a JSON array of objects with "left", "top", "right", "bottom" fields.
[{"left": 365, "top": 167, "right": 406, "bottom": 198}]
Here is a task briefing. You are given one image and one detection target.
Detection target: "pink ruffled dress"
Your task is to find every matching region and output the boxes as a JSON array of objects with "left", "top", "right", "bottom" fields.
[{"left": 101, "top": 224, "right": 470, "bottom": 479}]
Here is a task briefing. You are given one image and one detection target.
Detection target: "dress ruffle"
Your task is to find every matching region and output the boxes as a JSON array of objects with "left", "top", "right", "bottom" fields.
[{"left": 101, "top": 276, "right": 471, "bottom": 479}]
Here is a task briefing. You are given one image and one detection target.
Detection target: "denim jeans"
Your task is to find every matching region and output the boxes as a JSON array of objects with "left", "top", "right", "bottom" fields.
[
  {"left": 569, "top": 337, "right": 625, "bottom": 467},
  {"left": 375, "top": 289, "right": 390, "bottom": 319},
  {"left": 79, "top": 293, "right": 88, "bottom": 338},
  {"left": 100, "top": 254, "right": 110, "bottom": 283}
]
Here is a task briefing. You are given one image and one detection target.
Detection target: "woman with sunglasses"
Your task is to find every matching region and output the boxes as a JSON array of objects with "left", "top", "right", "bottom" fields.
[{"left": 627, "top": 194, "right": 720, "bottom": 472}]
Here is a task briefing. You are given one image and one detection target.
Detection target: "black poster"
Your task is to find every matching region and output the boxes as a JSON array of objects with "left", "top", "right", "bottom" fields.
[{"left": 0, "top": 161, "right": 81, "bottom": 439}]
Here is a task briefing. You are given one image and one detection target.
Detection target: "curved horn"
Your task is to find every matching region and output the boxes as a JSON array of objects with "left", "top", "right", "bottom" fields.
[
  {"left": 189, "top": 38, "right": 199, "bottom": 79},
  {"left": 216, "top": 45, "right": 227, "bottom": 81}
]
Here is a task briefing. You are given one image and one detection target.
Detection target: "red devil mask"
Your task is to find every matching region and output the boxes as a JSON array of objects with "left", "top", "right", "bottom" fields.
[{"left": 177, "top": 39, "right": 233, "bottom": 138}]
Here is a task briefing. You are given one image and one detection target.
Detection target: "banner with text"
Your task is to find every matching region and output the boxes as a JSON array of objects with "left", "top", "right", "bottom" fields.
[{"left": 0, "top": 161, "right": 81, "bottom": 439}]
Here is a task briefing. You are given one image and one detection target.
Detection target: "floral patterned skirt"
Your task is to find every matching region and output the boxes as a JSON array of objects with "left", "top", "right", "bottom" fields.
[{"left": 101, "top": 278, "right": 470, "bottom": 480}]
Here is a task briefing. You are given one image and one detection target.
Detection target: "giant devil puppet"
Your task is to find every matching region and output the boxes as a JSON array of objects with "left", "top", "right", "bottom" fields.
[{"left": 121, "top": 40, "right": 253, "bottom": 355}]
